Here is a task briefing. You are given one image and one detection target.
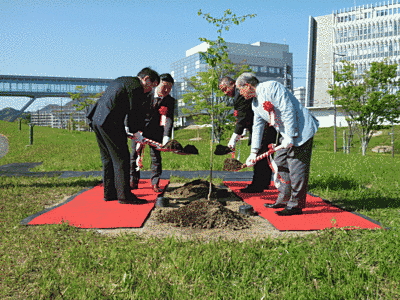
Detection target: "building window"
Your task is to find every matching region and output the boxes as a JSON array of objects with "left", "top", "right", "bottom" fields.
[
  {"left": 250, "top": 66, "right": 258, "bottom": 72},
  {"left": 195, "top": 60, "right": 200, "bottom": 69}
]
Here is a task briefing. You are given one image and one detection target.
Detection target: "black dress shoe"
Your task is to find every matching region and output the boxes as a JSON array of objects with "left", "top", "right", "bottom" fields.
[
  {"left": 104, "top": 195, "right": 117, "bottom": 201},
  {"left": 130, "top": 181, "right": 138, "bottom": 190},
  {"left": 264, "top": 203, "right": 286, "bottom": 209},
  {"left": 118, "top": 197, "right": 148, "bottom": 204},
  {"left": 240, "top": 185, "right": 265, "bottom": 193},
  {"left": 152, "top": 184, "right": 163, "bottom": 193},
  {"left": 275, "top": 207, "right": 303, "bottom": 216},
  {"left": 103, "top": 198, "right": 117, "bottom": 201}
]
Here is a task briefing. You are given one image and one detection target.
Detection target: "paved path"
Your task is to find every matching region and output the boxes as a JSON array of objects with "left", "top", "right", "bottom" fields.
[{"left": 0, "top": 162, "right": 254, "bottom": 181}]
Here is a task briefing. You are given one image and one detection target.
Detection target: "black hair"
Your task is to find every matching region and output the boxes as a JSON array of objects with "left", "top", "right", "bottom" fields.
[
  {"left": 219, "top": 76, "right": 235, "bottom": 86},
  {"left": 137, "top": 67, "right": 160, "bottom": 83},
  {"left": 159, "top": 73, "right": 174, "bottom": 85},
  {"left": 248, "top": 76, "right": 259, "bottom": 86}
]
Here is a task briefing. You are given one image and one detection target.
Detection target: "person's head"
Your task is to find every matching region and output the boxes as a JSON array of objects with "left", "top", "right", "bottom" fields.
[
  {"left": 218, "top": 76, "right": 236, "bottom": 97},
  {"left": 137, "top": 67, "right": 160, "bottom": 92},
  {"left": 156, "top": 73, "right": 174, "bottom": 97},
  {"left": 235, "top": 72, "right": 259, "bottom": 100}
]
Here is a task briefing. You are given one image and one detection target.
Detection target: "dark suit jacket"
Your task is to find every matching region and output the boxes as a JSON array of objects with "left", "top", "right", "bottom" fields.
[
  {"left": 143, "top": 90, "right": 175, "bottom": 142},
  {"left": 233, "top": 88, "right": 255, "bottom": 136},
  {"left": 87, "top": 76, "right": 149, "bottom": 133}
]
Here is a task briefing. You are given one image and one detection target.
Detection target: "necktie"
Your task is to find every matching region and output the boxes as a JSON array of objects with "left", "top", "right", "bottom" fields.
[{"left": 153, "top": 97, "right": 161, "bottom": 108}]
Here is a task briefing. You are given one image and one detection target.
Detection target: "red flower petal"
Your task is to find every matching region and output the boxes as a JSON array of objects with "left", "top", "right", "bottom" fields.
[
  {"left": 263, "top": 101, "right": 274, "bottom": 112},
  {"left": 159, "top": 106, "right": 168, "bottom": 115}
]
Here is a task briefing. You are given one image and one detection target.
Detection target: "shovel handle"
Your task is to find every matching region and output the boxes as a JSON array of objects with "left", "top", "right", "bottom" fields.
[
  {"left": 127, "top": 134, "right": 163, "bottom": 149},
  {"left": 238, "top": 144, "right": 284, "bottom": 170}
]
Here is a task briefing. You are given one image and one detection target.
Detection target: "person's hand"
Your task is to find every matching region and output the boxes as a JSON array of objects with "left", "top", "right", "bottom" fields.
[
  {"left": 228, "top": 133, "right": 241, "bottom": 149},
  {"left": 133, "top": 131, "right": 144, "bottom": 143},
  {"left": 281, "top": 136, "right": 294, "bottom": 149},
  {"left": 245, "top": 152, "right": 257, "bottom": 167},
  {"left": 162, "top": 136, "right": 170, "bottom": 146}
]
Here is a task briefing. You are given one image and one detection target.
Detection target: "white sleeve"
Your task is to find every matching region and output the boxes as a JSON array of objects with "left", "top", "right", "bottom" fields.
[{"left": 250, "top": 110, "right": 265, "bottom": 154}]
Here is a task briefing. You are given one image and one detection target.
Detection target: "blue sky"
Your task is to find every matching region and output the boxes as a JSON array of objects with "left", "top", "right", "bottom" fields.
[{"left": 1, "top": 0, "right": 367, "bottom": 111}]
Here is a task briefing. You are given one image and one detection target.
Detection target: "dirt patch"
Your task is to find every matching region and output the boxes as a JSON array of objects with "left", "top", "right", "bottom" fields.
[
  {"left": 155, "top": 180, "right": 250, "bottom": 230},
  {"left": 155, "top": 199, "right": 250, "bottom": 230},
  {"left": 95, "top": 180, "right": 315, "bottom": 241}
]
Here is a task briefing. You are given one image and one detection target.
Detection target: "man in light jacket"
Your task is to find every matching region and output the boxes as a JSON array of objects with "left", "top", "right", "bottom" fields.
[{"left": 235, "top": 73, "right": 319, "bottom": 216}]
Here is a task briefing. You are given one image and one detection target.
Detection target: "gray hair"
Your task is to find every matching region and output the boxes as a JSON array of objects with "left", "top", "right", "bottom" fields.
[{"left": 235, "top": 72, "right": 259, "bottom": 87}]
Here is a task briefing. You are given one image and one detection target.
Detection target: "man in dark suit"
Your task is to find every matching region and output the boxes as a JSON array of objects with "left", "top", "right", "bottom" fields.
[
  {"left": 87, "top": 67, "right": 160, "bottom": 204},
  {"left": 219, "top": 76, "right": 278, "bottom": 193},
  {"left": 130, "top": 73, "right": 176, "bottom": 193}
]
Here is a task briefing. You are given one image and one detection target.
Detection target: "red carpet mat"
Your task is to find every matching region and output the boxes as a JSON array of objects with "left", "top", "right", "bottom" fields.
[
  {"left": 21, "top": 179, "right": 169, "bottom": 228},
  {"left": 224, "top": 181, "right": 383, "bottom": 231}
]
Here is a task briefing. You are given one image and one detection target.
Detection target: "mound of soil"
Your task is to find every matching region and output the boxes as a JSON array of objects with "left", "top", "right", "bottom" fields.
[
  {"left": 223, "top": 158, "right": 243, "bottom": 171},
  {"left": 182, "top": 144, "right": 199, "bottom": 155},
  {"left": 214, "top": 144, "right": 233, "bottom": 155},
  {"left": 155, "top": 199, "right": 251, "bottom": 230},
  {"left": 156, "top": 179, "right": 250, "bottom": 230},
  {"left": 162, "top": 139, "right": 183, "bottom": 152},
  {"left": 166, "top": 179, "right": 230, "bottom": 200}
]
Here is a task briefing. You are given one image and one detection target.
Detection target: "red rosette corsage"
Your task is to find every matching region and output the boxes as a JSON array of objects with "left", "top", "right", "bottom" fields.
[
  {"left": 263, "top": 101, "right": 276, "bottom": 125},
  {"left": 263, "top": 101, "right": 274, "bottom": 113},
  {"left": 233, "top": 110, "right": 238, "bottom": 117},
  {"left": 159, "top": 106, "right": 168, "bottom": 115}
]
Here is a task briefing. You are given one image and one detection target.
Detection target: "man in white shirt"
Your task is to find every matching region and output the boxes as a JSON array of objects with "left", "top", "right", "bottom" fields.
[{"left": 235, "top": 73, "right": 319, "bottom": 216}]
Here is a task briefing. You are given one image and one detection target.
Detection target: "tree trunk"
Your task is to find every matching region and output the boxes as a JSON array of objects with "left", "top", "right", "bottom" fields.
[{"left": 361, "top": 138, "right": 368, "bottom": 156}]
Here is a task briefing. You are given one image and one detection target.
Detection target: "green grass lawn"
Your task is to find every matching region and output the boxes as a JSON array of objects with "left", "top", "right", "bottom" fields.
[{"left": 1, "top": 120, "right": 400, "bottom": 299}]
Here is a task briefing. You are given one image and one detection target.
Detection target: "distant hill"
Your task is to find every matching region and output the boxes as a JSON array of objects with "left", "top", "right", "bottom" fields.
[
  {"left": 0, "top": 99, "right": 82, "bottom": 121},
  {"left": 0, "top": 107, "right": 30, "bottom": 122}
]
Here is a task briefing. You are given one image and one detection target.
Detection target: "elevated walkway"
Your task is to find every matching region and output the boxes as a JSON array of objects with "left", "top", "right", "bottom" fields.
[{"left": 0, "top": 75, "right": 112, "bottom": 121}]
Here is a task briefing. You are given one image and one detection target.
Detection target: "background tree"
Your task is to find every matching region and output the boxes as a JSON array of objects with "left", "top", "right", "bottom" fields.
[
  {"left": 184, "top": 9, "right": 256, "bottom": 198},
  {"left": 183, "top": 10, "right": 255, "bottom": 144},
  {"left": 329, "top": 60, "right": 400, "bottom": 155},
  {"left": 68, "top": 86, "right": 102, "bottom": 130},
  {"left": 182, "top": 61, "right": 251, "bottom": 143}
]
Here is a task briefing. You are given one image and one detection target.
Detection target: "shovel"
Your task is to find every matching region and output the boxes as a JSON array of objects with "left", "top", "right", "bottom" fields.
[
  {"left": 127, "top": 134, "right": 198, "bottom": 155},
  {"left": 223, "top": 144, "right": 284, "bottom": 172}
]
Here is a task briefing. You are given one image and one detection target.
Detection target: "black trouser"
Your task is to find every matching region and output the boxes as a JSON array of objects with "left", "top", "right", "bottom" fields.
[
  {"left": 130, "top": 141, "right": 162, "bottom": 186},
  {"left": 92, "top": 123, "right": 132, "bottom": 200},
  {"left": 251, "top": 125, "right": 278, "bottom": 188}
]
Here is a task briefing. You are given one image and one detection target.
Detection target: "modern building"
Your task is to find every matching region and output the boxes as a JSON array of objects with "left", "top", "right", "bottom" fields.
[
  {"left": 170, "top": 41, "right": 293, "bottom": 126},
  {"left": 293, "top": 86, "right": 306, "bottom": 106},
  {"left": 306, "top": 1, "right": 400, "bottom": 109},
  {"left": 30, "top": 101, "right": 89, "bottom": 130}
]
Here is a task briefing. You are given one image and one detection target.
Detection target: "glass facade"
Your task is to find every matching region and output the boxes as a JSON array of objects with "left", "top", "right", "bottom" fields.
[
  {"left": 333, "top": 2, "right": 400, "bottom": 78},
  {"left": 170, "top": 47, "right": 289, "bottom": 100},
  {"left": 307, "top": 1, "right": 400, "bottom": 107},
  {"left": 170, "top": 53, "right": 208, "bottom": 100}
]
